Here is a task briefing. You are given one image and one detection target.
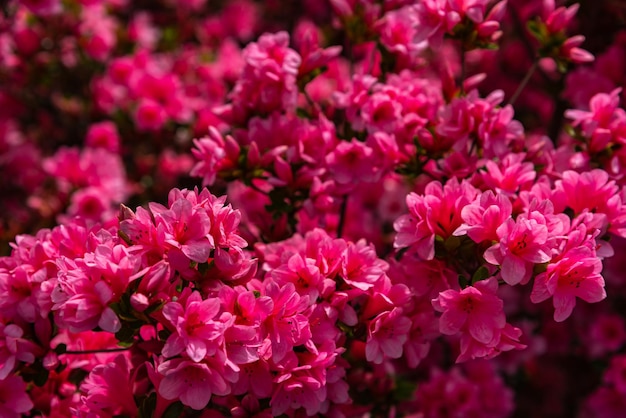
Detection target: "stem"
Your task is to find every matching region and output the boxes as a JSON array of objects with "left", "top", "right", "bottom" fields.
[
  {"left": 508, "top": 59, "right": 538, "bottom": 107},
  {"left": 460, "top": 47, "right": 466, "bottom": 95},
  {"left": 64, "top": 347, "right": 131, "bottom": 355},
  {"left": 337, "top": 195, "right": 348, "bottom": 238}
]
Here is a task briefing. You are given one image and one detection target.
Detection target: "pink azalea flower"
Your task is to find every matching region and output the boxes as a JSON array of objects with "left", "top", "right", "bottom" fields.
[
  {"left": 530, "top": 228, "right": 606, "bottom": 322},
  {"left": 271, "top": 253, "right": 323, "bottom": 301},
  {"left": 394, "top": 178, "right": 478, "bottom": 260},
  {"left": 52, "top": 251, "right": 131, "bottom": 333},
  {"left": 230, "top": 31, "right": 301, "bottom": 118},
  {"left": 260, "top": 281, "right": 312, "bottom": 362},
  {"left": 0, "top": 322, "right": 42, "bottom": 379},
  {"left": 270, "top": 346, "right": 339, "bottom": 416},
  {"left": 158, "top": 357, "right": 231, "bottom": 410},
  {"left": 341, "top": 239, "right": 388, "bottom": 291},
  {"left": 587, "top": 314, "right": 626, "bottom": 358},
  {"left": 365, "top": 307, "right": 412, "bottom": 364},
  {"left": 604, "top": 354, "right": 626, "bottom": 395},
  {"left": 455, "top": 190, "right": 512, "bottom": 243},
  {"left": 85, "top": 121, "right": 120, "bottom": 153},
  {"left": 190, "top": 127, "right": 241, "bottom": 185},
  {"left": 432, "top": 277, "right": 505, "bottom": 345},
  {"left": 162, "top": 291, "right": 232, "bottom": 362},
  {"left": 153, "top": 197, "right": 214, "bottom": 263},
  {"left": 484, "top": 214, "right": 553, "bottom": 286},
  {"left": 551, "top": 169, "right": 626, "bottom": 236},
  {"left": 80, "top": 354, "right": 137, "bottom": 416},
  {"left": 133, "top": 99, "right": 166, "bottom": 131},
  {"left": 326, "top": 140, "right": 380, "bottom": 189},
  {"left": 480, "top": 153, "right": 536, "bottom": 195},
  {"left": 0, "top": 375, "right": 33, "bottom": 418},
  {"left": 231, "top": 360, "right": 273, "bottom": 398}
]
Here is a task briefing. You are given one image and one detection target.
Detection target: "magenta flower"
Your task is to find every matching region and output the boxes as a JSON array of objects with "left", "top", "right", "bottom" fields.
[
  {"left": 455, "top": 190, "right": 512, "bottom": 243},
  {"left": 191, "top": 127, "right": 241, "bottom": 186},
  {"left": 260, "top": 281, "right": 312, "bottom": 362},
  {"left": 326, "top": 140, "right": 379, "bottom": 189},
  {"left": 158, "top": 357, "right": 231, "bottom": 410},
  {"left": 551, "top": 169, "right": 626, "bottom": 236},
  {"left": 270, "top": 253, "right": 323, "bottom": 301},
  {"left": 80, "top": 354, "right": 137, "bottom": 417},
  {"left": 162, "top": 291, "right": 232, "bottom": 362},
  {"left": 341, "top": 239, "right": 388, "bottom": 291},
  {"left": 394, "top": 178, "right": 478, "bottom": 260},
  {"left": 154, "top": 197, "right": 214, "bottom": 263},
  {"left": 0, "top": 323, "right": 41, "bottom": 380},
  {"left": 531, "top": 236, "right": 606, "bottom": 322},
  {"left": 484, "top": 215, "right": 553, "bottom": 286},
  {"left": 230, "top": 31, "right": 301, "bottom": 118},
  {"left": 365, "top": 307, "right": 413, "bottom": 364},
  {"left": 52, "top": 253, "right": 129, "bottom": 333},
  {"left": 432, "top": 277, "right": 505, "bottom": 345},
  {"left": 0, "top": 375, "right": 33, "bottom": 418}
]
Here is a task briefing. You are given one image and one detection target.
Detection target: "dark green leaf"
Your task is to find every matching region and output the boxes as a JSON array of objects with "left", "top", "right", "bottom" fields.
[{"left": 163, "top": 401, "right": 184, "bottom": 418}]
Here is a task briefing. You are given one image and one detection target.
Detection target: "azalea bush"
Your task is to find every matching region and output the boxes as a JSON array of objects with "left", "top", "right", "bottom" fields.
[{"left": 2, "top": 0, "right": 626, "bottom": 417}]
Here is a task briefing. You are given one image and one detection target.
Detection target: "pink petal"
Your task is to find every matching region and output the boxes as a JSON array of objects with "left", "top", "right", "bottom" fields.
[
  {"left": 576, "top": 277, "right": 606, "bottom": 303},
  {"left": 501, "top": 255, "right": 526, "bottom": 285},
  {"left": 530, "top": 273, "right": 552, "bottom": 303},
  {"left": 553, "top": 293, "right": 576, "bottom": 322},
  {"left": 98, "top": 307, "right": 121, "bottom": 333},
  {"left": 439, "top": 309, "right": 468, "bottom": 335}
]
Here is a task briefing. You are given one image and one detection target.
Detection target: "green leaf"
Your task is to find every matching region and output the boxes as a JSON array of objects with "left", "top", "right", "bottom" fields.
[
  {"left": 444, "top": 235, "right": 461, "bottom": 252},
  {"left": 138, "top": 393, "right": 157, "bottom": 418},
  {"left": 163, "top": 401, "right": 184, "bottom": 418},
  {"left": 115, "top": 326, "right": 136, "bottom": 344},
  {"left": 393, "top": 378, "right": 417, "bottom": 402},
  {"left": 471, "top": 266, "right": 491, "bottom": 284},
  {"left": 33, "top": 368, "right": 49, "bottom": 387},
  {"left": 458, "top": 275, "right": 470, "bottom": 289},
  {"left": 526, "top": 20, "right": 545, "bottom": 41}
]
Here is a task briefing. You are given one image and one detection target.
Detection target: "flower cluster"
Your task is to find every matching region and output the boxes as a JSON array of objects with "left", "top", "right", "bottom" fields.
[{"left": 2, "top": 0, "right": 626, "bottom": 416}]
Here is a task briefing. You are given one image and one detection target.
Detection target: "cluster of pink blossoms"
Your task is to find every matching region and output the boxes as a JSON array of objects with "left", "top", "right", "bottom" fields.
[{"left": 2, "top": 0, "right": 626, "bottom": 417}]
